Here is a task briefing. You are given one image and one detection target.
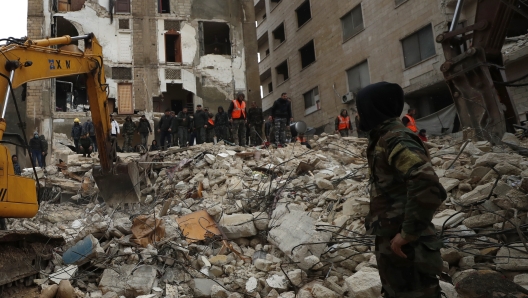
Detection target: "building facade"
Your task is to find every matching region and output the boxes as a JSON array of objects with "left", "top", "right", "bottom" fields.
[
  {"left": 24, "top": 0, "right": 259, "bottom": 154},
  {"left": 255, "top": 0, "right": 528, "bottom": 133}
]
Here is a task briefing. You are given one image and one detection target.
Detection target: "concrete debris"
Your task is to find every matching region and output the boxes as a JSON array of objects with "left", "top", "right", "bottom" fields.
[{"left": 15, "top": 134, "right": 528, "bottom": 297}]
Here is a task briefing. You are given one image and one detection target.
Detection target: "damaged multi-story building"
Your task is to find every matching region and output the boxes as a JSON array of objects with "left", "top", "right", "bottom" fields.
[
  {"left": 255, "top": 0, "right": 528, "bottom": 134},
  {"left": 21, "top": 0, "right": 259, "bottom": 164}
]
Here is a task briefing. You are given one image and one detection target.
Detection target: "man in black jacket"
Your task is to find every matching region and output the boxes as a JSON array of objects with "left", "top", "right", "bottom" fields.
[
  {"left": 248, "top": 101, "right": 264, "bottom": 146},
  {"left": 71, "top": 118, "right": 83, "bottom": 153},
  {"left": 157, "top": 108, "right": 172, "bottom": 150},
  {"left": 270, "top": 93, "right": 293, "bottom": 147},
  {"left": 215, "top": 106, "right": 229, "bottom": 142},
  {"left": 137, "top": 115, "right": 152, "bottom": 148},
  {"left": 193, "top": 105, "right": 208, "bottom": 145},
  {"left": 40, "top": 135, "right": 48, "bottom": 167},
  {"left": 177, "top": 107, "right": 191, "bottom": 147},
  {"left": 29, "top": 132, "right": 43, "bottom": 167},
  {"left": 170, "top": 111, "right": 179, "bottom": 147}
]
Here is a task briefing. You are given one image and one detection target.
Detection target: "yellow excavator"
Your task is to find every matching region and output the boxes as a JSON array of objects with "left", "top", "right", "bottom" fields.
[{"left": 0, "top": 33, "right": 140, "bottom": 288}]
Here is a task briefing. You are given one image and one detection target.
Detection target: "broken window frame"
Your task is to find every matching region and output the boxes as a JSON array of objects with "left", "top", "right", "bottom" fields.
[
  {"left": 272, "top": 23, "right": 286, "bottom": 49},
  {"left": 275, "top": 60, "right": 289, "bottom": 85},
  {"left": 341, "top": 4, "right": 364, "bottom": 42},
  {"left": 56, "top": 0, "right": 85, "bottom": 12},
  {"left": 199, "top": 21, "right": 232, "bottom": 56},
  {"left": 158, "top": 0, "right": 170, "bottom": 14},
  {"left": 115, "top": 0, "right": 131, "bottom": 14},
  {"left": 346, "top": 60, "right": 370, "bottom": 94},
  {"left": 304, "top": 86, "right": 320, "bottom": 115},
  {"left": 270, "top": 0, "right": 282, "bottom": 12},
  {"left": 165, "top": 31, "right": 182, "bottom": 63},
  {"left": 295, "top": 0, "right": 312, "bottom": 29},
  {"left": 401, "top": 24, "right": 436, "bottom": 68},
  {"left": 299, "top": 40, "right": 316, "bottom": 69}
]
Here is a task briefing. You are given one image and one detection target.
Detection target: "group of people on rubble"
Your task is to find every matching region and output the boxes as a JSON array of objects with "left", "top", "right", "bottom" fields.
[{"left": 71, "top": 118, "right": 97, "bottom": 157}]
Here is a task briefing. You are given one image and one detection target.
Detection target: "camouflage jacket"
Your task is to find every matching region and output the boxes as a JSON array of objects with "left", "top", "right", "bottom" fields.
[
  {"left": 366, "top": 118, "right": 446, "bottom": 241},
  {"left": 123, "top": 121, "right": 136, "bottom": 135}
]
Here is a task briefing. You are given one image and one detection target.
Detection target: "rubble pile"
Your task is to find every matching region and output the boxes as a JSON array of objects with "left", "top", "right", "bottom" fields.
[{"left": 9, "top": 131, "right": 528, "bottom": 297}]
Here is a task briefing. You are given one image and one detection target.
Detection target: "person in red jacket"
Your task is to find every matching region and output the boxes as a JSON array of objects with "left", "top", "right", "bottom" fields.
[{"left": 418, "top": 129, "right": 428, "bottom": 142}]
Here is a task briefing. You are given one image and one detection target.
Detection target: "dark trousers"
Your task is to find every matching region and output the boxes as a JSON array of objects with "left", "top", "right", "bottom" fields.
[
  {"left": 80, "top": 146, "right": 93, "bottom": 156},
  {"left": 90, "top": 136, "right": 97, "bottom": 152},
  {"left": 31, "top": 150, "right": 43, "bottom": 168},
  {"left": 160, "top": 130, "right": 171, "bottom": 150},
  {"left": 42, "top": 153, "right": 47, "bottom": 167},
  {"left": 178, "top": 127, "right": 188, "bottom": 147},
  {"left": 375, "top": 235, "right": 442, "bottom": 298},
  {"left": 195, "top": 127, "right": 205, "bottom": 144},
  {"left": 74, "top": 138, "right": 80, "bottom": 153}
]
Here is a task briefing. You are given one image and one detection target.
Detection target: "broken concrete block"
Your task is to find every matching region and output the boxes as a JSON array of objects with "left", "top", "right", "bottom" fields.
[
  {"left": 192, "top": 279, "right": 219, "bottom": 297},
  {"left": 502, "top": 132, "right": 521, "bottom": 146},
  {"left": 98, "top": 265, "right": 136, "bottom": 296},
  {"left": 50, "top": 265, "right": 78, "bottom": 284},
  {"left": 462, "top": 211, "right": 507, "bottom": 228},
  {"left": 125, "top": 265, "right": 157, "bottom": 298},
  {"left": 432, "top": 209, "right": 465, "bottom": 230},
  {"left": 228, "top": 177, "right": 245, "bottom": 193},
  {"left": 342, "top": 197, "right": 369, "bottom": 218},
  {"left": 439, "top": 177, "right": 460, "bottom": 192},
  {"left": 56, "top": 280, "right": 75, "bottom": 298},
  {"left": 439, "top": 281, "right": 457, "bottom": 298},
  {"left": 287, "top": 269, "right": 303, "bottom": 286},
  {"left": 211, "top": 284, "right": 230, "bottom": 298},
  {"left": 475, "top": 153, "right": 522, "bottom": 168},
  {"left": 252, "top": 212, "right": 270, "bottom": 231},
  {"left": 491, "top": 182, "right": 528, "bottom": 210},
  {"left": 219, "top": 214, "right": 257, "bottom": 239},
  {"left": 266, "top": 274, "right": 289, "bottom": 291},
  {"left": 441, "top": 248, "right": 463, "bottom": 265},
  {"left": 311, "top": 283, "right": 340, "bottom": 298},
  {"left": 496, "top": 244, "right": 528, "bottom": 271},
  {"left": 344, "top": 267, "right": 382, "bottom": 298},
  {"left": 456, "top": 182, "right": 494, "bottom": 205},
  {"left": 254, "top": 259, "right": 274, "bottom": 272},
  {"left": 245, "top": 277, "right": 258, "bottom": 293},
  {"left": 495, "top": 162, "right": 522, "bottom": 176},
  {"left": 315, "top": 178, "right": 334, "bottom": 190},
  {"left": 208, "top": 255, "right": 229, "bottom": 266}
]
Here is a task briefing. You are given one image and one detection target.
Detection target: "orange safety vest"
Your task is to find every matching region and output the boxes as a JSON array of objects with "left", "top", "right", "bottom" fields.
[
  {"left": 208, "top": 118, "right": 214, "bottom": 126},
  {"left": 404, "top": 114, "right": 418, "bottom": 133},
  {"left": 231, "top": 100, "right": 246, "bottom": 119},
  {"left": 338, "top": 115, "right": 351, "bottom": 130},
  {"left": 297, "top": 136, "right": 306, "bottom": 143}
]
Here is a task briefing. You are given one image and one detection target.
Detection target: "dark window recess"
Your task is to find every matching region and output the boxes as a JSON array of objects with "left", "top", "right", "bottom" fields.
[
  {"left": 165, "top": 33, "right": 182, "bottom": 63},
  {"left": 263, "top": 13, "right": 267, "bottom": 20},
  {"left": 112, "top": 67, "right": 132, "bottom": 80},
  {"left": 118, "top": 19, "right": 130, "bottom": 30},
  {"left": 296, "top": 0, "right": 312, "bottom": 28},
  {"left": 158, "top": 0, "right": 170, "bottom": 13},
  {"left": 164, "top": 20, "right": 180, "bottom": 31},
  {"left": 265, "top": 49, "right": 270, "bottom": 56},
  {"left": 55, "top": 0, "right": 85, "bottom": 12},
  {"left": 341, "top": 4, "right": 364, "bottom": 40},
  {"left": 115, "top": 0, "right": 130, "bottom": 13},
  {"left": 200, "top": 22, "right": 231, "bottom": 55},
  {"left": 272, "top": 23, "right": 286, "bottom": 47},
  {"left": 276, "top": 60, "right": 289, "bottom": 84},
  {"left": 299, "top": 40, "right": 316, "bottom": 69},
  {"left": 402, "top": 24, "right": 435, "bottom": 68},
  {"left": 268, "top": 82, "right": 273, "bottom": 93}
]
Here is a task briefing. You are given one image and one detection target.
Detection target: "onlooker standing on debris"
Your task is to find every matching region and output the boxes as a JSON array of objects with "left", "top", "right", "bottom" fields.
[
  {"left": 170, "top": 111, "right": 179, "bottom": 147},
  {"left": 79, "top": 133, "right": 93, "bottom": 157},
  {"left": 355, "top": 114, "right": 367, "bottom": 138},
  {"left": 335, "top": 109, "right": 353, "bottom": 137},
  {"left": 158, "top": 108, "right": 172, "bottom": 150},
  {"left": 110, "top": 115, "right": 120, "bottom": 137},
  {"left": 356, "top": 82, "right": 445, "bottom": 298},
  {"left": 248, "top": 101, "right": 264, "bottom": 146},
  {"left": 205, "top": 111, "right": 215, "bottom": 143},
  {"left": 82, "top": 119, "right": 97, "bottom": 152},
  {"left": 71, "top": 118, "right": 83, "bottom": 153},
  {"left": 228, "top": 92, "right": 247, "bottom": 146},
  {"left": 40, "top": 134, "right": 48, "bottom": 168},
  {"left": 270, "top": 93, "right": 293, "bottom": 147},
  {"left": 122, "top": 116, "right": 136, "bottom": 152},
  {"left": 137, "top": 115, "right": 152, "bottom": 149},
  {"left": 402, "top": 108, "right": 418, "bottom": 133},
  {"left": 150, "top": 139, "right": 160, "bottom": 151},
  {"left": 30, "top": 132, "right": 43, "bottom": 168},
  {"left": 177, "top": 107, "right": 191, "bottom": 147},
  {"left": 215, "top": 106, "right": 229, "bottom": 142},
  {"left": 193, "top": 105, "right": 208, "bottom": 145},
  {"left": 265, "top": 117, "right": 272, "bottom": 142},
  {"left": 295, "top": 133, "right": 312, "bottom": 149},
  {"left": 418, "top": 129, "right": 428, "bottom": 142},
  {"left": 12, "top": 155, "right": 21, "bottom": 175}
]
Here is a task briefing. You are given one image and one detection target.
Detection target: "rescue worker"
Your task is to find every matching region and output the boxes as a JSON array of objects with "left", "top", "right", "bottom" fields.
[
  {"left": 402, "top": 108, "right": 418, "bottom": 133},
  {"left": 418, "top": 129, "right": 428, "bottom": 142},
  {"left": 355, "top": 114, "right": 367, "bottom": 138},
  {"left": 122, "top": 116, "right": 136, "bottom": 152},
  {"left": 215, "top": 106, "right": 229, "bottom": 142},
  {"left": 228, "top": 92, "right": 247, "bottom": 146},
  {"left": 170, "top": 111, "right": 179, "bottom": 147},
  {"left": 79, "top": 133, "right": 93, "bottom": 157},
  {"left": 193, "top": 105, "right": 208, "bottom": 145},
  {"left": 137, "top": 115, "right": 153, "bottom": 149},
  {"left": 177, "top": 107, "right": 191, "bottom": 147},
  {"left": 12, "top": 155, "right": 21, "bottom": 176},
  {"left": 356, "top": 82, "right": 445, "bottom": 298},
  {"left": 335, "top": 109, "right": 353, "bottom": 137},
  {"left": 30, "top": 132, "right": 43, "bottom": 167},
  {"left": 296, "top": 133, "right": 311, "bottom": 149},
  {"left": 71, "top": 118, "right": 83, "bottom": 153},
  {"left": 248, "top": 101, "right": 264, "bottom": 146},
  {"left": 270, "top": 93, "right": 292, "bottom": 147},
  {"left": 206, "top": 112, "right": 215, "bottom": 143},
  {"left": 157, "top": 108, "right": 172, "bottom": 150},
  {"left": 82, "top": 119, "right": 97, "bottom": 152},
  {"left": 40, "top": 134, "right": 48, "bottom": 168},
  {"left": 150, "top": 140, "right": 160, "bottom": 151}
]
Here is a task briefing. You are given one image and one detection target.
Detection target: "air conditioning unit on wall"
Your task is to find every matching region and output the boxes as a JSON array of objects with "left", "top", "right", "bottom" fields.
[{"left": 342, "top": 92, "right": 355, "bottom": 104}]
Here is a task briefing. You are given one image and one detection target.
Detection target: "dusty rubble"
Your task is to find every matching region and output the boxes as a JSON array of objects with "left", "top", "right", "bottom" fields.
[{"left": 9, "top": 130, "right": 528, "bottom": 297}]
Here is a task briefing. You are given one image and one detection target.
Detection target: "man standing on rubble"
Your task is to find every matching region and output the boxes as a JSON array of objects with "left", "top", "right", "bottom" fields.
[
  {"left": 82, "top": 119, "right": 97, "bottom": 152},
  {"left": 271, "top": 93, "right": 293, "bottom": 147},
  {"left": 205, "top": 109, "right": 215, "bottom": 143},
  {"left": 170, "top": 111, "right": 179, "bottom": 147},
  {"left": 158, "top": 108, "right": 173, "bottom": 150},
  {"left": 335, "top": 109, "right": 353, "bottom": 137},
  {"left": 122, "top": 116, "right": 136, "bottom": 153},
  {"left": 215, "top": 106, "right": 229, "bottom": 142},
  {"left": 177, "top": 107, "right": 191, "bottom": 147},
  {"left": 402, "top": 108, "right": 419, "bottom": 133},
  {"left": 137, "top": 115, "right": 152, "bottom": 149},
  {"left": 228, "top": 92, "right": 247, "bottom": 146},
  {"left": 248, "top": 101, "right": 264, "bottom": 146},
  {"left": 71, "top": 118, "right": 83, "bottom": 153},
  {"left": 356, "top": 82, "right": 446, "bottom": 298},
  {"left": 193, "top": 105, "right": 208, "bottom": 145}
]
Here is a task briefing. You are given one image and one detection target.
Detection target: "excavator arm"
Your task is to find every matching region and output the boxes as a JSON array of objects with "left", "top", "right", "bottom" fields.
[{"left": 0, "top": 34, "right": 139, "bottom": 216}]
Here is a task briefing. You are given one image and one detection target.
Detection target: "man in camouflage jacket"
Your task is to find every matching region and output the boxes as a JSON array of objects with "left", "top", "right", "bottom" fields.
[
  {"left": 123, "top": 116, "right": 136, "bottom": 152},
  {"left": 356, "top": 82, "right": 446, "bottom": 298}
]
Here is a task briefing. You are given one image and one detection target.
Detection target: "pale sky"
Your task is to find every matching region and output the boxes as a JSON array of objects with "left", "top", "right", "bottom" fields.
[{"left": 0, "top": 1, "right": 28, "bottom": 40}]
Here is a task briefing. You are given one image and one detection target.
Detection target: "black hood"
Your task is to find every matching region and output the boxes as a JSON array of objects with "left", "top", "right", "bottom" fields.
[
  {"left": 218, "top": 106, "right": 224, "bottom": 113},
  {"left": 356, "top": 82, "right": 404, "bottom": 132}
]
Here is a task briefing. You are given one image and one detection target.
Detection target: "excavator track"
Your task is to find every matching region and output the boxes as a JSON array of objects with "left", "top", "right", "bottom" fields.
[{"left": 0, "top": 231, "right": 64, "bottom": 291}]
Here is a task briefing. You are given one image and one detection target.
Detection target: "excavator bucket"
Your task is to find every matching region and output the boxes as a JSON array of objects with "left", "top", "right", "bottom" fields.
[{"left": 92, "top": 161, "right": 141, "bottom": 207}]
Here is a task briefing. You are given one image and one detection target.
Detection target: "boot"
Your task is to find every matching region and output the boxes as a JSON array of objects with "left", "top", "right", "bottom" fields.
[{"left": 82, "top": 154, "right": 86, "bottom": 157}]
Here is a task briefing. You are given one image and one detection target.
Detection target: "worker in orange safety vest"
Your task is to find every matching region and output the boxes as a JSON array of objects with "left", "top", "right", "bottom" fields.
[
  {"left": 402, "top": 108, "right": 418, "bottom": 133},
  {"left": 335, "top": 109, "right": 353, "bottom": 137},
  {"left": 228, "top": 92, "right": 247, "bottom": 146}
]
